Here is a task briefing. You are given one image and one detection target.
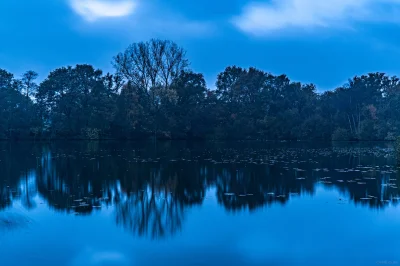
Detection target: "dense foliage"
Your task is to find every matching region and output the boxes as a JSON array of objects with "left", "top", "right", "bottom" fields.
[{"left": 2, "top": 39, "right": 400, "bottom": 141}]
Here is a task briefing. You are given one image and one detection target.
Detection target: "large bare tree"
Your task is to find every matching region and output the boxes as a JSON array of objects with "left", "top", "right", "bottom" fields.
[
  {"left": 112, "top": 39, "right": 189, "bottom": 92},
  {"left": 112, "top": 39, "right": 189, "bottom": 138}
]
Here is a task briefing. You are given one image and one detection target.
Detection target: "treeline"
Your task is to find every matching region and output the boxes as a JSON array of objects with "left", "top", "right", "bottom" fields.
[{"left": 2, "top": 39, "right": 400, "bottom": 141}]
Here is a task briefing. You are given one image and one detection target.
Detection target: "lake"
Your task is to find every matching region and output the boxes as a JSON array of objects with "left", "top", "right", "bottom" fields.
[{"left": 0, "top": 141, "right": 399, "bottom": 266}]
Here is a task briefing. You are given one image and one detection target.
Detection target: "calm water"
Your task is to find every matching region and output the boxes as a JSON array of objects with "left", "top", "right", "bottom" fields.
[{"left": 1, "top": 141, "right": 400, "bottom": 266}]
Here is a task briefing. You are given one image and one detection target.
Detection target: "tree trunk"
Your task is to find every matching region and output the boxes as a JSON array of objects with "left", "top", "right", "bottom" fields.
[
  {"left": 352, "top": 114, "right": 357, "bottom": 136},
  {"left": 347, "top": 114, "right": 353, "bottom": 135}
]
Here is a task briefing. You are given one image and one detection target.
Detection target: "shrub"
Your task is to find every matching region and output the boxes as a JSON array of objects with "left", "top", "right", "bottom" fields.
[
  {"left": 332, "top": 128, "right": 351, "bottom": 141},
  {"left": 80, "top": 128, "right": 100, "bottom": 140}
]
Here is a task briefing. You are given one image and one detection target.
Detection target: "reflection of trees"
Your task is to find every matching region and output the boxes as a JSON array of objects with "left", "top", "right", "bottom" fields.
[
  {"left": 114, "top": 161, "right": 206, "bottom": 239},
  {"left": 0, "top": 186, "right": 12, "bottom": 210},
  {"left": 31, "top": 142, "right": 207, "bottom": 239},
  {"left": 20, "top": 170, "right": 37, "bottom": 210},
  {"left": 314, "top": 164, "right": 400, "bottom": 209},
  {"left": 1, "top": 141, "right": 400, "bottom": 239},
  {"left": 0, "top": 142, "right": 40, "bottom": 210},
  {"left": 115, "top": 189, "right": 184, "bottom": 239},
  {"left": 36, "top": 147, "right": 107, "bottom": 214},
  {"left": 214, "top": 164, "right": 315, "bottom": 212}
]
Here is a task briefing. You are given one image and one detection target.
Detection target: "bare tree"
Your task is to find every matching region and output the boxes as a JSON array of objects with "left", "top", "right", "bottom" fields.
[
  {"left": 112, "top": 39, "right": 189, "bottom": 93},
  {"left": 112, "top": 39, "right": 189, "bottom": 138}
]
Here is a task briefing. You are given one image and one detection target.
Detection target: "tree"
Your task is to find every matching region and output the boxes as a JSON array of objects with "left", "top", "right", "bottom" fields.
[
  {"left": 3, "top": 39, "right": 400, "bottom": 141},
  {"left": 112, "top": 82, "right": 150, "bottom": 138},
  {"left": 113, "top": 39, "right": 189, "bottom": 91},
  {"left": 215, "top": 66, "right": 247, "bottom": 104},
  {"left": 36, "top": 65, "right": 116, "bottom": 138},
  {"left": 0, "top": 69, "right": 38, "bottom": 139},
  {"left": 166, "top": 70, "right": 208, "bottom": 138},
  {"left": 113, "top": 39, "right": 189, "bottom": 138},
  {"left": 21, "top": 70, "right": 38, "bottom": 99}
]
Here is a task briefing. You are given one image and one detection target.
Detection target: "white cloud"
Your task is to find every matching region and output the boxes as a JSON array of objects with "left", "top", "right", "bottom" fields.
[
  {"left": 69, "top": 0, "right": 137, "bottom": 22},
  {"left": 69, "top": 1, "right": 213, "bottom": 37},
  {"left": 233, "top": 0, "right": 400, "bottom": 35}
]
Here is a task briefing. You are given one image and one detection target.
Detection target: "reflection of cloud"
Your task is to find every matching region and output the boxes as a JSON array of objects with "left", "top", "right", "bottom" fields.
[
  {"left": 70, "top": 248, "right": 130, "bottom": 266},
  {"left": 69, "top": 0, "right": 137, "bottom": 21},
  {"left": 233, "top": 0, "right": 400, "bottom": 35},
  {"left": 92, "top": 251, "right": 127, "bottom": 264}
]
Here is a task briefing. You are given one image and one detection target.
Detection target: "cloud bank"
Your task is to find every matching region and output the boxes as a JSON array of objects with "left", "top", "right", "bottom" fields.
[
  {"left": 69, "top": 0, "right": 137, "bottom": 21},
  {"left": 233, "top": 0, "right": 400, "bottom": 35},
  {"left": 69, "top": 0, "right": 214, "bottom": 38}
]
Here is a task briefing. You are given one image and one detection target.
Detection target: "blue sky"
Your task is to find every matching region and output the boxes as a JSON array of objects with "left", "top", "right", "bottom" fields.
[{"left": 2, "top": 0, "right": 400, "bottom": 90}]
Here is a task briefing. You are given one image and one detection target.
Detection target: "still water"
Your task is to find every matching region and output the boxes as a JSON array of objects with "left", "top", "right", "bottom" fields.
[{"left": 1, "top": 141, "right": 400, "bottom": 266}]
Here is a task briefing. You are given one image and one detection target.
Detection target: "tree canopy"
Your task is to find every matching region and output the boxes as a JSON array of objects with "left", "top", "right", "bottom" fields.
[{"left": 2, "top": 39, "right": 400, "bottom": 141}]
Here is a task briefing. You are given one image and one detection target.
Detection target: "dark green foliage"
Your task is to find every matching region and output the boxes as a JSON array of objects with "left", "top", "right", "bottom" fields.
[
  {"left": 0, "top": 69, "right": 40, "bottom": 139},
  {"left": 36, "top": 65, "right": 116, "bottom": 139},
  {"left": 332, "top": 128, "right": 351, "bottom": 141},
  {"left": 2, "top": 40, "right": 400, "bottom": 140}
]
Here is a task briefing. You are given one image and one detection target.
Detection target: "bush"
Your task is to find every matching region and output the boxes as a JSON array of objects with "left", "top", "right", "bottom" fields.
[
  {"left": 80, "top": 128, "right": 100, "bottom": 140},
  {"left": 332, "top": 128, "right": 351, "bottom": 141},
  {"left": 396, "top": 137, "right": 400, "bottom": 165},
  {"left": 385, "top": 132, "right": 397, "bottom": 141}
]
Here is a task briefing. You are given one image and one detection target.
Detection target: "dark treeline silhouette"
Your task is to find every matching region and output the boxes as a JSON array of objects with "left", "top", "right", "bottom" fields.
[
  {"left": 1, "top": 141, "right": 399, "bottom": 239},
  {"left": 2, "top": 39, "right": 400, "bottom": 140}
]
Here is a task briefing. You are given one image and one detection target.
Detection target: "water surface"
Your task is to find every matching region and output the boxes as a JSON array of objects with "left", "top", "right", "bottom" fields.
[{"left": 1, "top": 141, "right": 400, "bottom": 266}]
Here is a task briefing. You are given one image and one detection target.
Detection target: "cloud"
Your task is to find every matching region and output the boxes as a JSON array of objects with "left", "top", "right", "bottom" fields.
[
  {"left": 71, "top": 1, "right": 214, "bottom": 39},
  {"left": 233, "top": 0, "right": 400, "bottom": 36},
  {"left": 69, "top": 0, "right": 137, "bottom": 21}
]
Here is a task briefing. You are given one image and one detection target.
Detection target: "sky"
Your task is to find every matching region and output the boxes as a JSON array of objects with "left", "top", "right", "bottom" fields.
[{"left": 2, "top": 0, "right": 400, "bottom": 91}]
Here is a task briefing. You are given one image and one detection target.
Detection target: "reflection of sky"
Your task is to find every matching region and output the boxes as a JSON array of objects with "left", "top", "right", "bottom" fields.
[
  {"left": 1, "top": 186, "right": 400, "bottom": 266},
  {"left": 1, "top": 142, "right": 400, "bottom": 266}
]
